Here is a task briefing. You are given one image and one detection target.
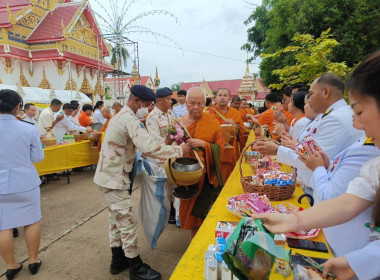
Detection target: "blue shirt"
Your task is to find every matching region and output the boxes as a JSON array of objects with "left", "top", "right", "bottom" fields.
[
  {"left": 172, "top": 103, "right": 188, "bottom": 118},
  {"left": 310, "top": 137, "right": 380, "bottom": 256},
  {"left": 0, "top": 114, "right": 44, "bottom": 194}
]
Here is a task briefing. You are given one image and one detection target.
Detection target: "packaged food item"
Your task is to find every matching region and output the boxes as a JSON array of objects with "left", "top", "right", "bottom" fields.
[
  {"left": 292, "top": 264, "right": 311, "bottom": 280},
  {"left": 227, "top": 194, "right": 276, "bottom": 218},
  {"left": 221, "top": 261, "right": 232, "bottom": 280},
  {"left": 295, "top": 135, "right": 321, "bottom": 155},
  {"left": 222, "top": 218, "right": 290, "bottom": 280},
  {"left": 207, "top": 259, "right": 218, "bottom": 280},
  {"left": 215, "top": 222, "right": 238, "bottom": 239},
  {"left": 275, "top": 258, "right": 291, "bottom": 276}
]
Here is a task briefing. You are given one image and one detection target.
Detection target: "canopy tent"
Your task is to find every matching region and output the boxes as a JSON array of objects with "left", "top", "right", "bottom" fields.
[{"left": 0, "top": 84, "right": 92, "bottom": 105}]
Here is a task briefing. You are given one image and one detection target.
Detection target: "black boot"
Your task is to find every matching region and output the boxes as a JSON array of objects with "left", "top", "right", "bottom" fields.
[
  {"left": 168, "top": 203, "right": 176, "bottom": 224},
  {"left": 110, "top": 247, "right": 129, "bottom": 275},
  {"left": 129, "top": 256, "right": 162, "bottom": 280}
]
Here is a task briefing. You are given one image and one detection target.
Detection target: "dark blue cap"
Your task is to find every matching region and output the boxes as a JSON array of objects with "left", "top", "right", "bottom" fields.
[
  {"left": 156, "top": 87, "right": 173, "bottom": 98},
  {"left": 130, "top": 85, "right": 156, "bottom": 101}
]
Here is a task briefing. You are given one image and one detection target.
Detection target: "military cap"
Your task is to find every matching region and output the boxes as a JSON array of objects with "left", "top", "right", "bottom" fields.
[
  {"left": 156, "top": 87, "right": 173, "bottom": 98},
  {"left": 130, "top": 85, "right": 156, "bottom": 101}
]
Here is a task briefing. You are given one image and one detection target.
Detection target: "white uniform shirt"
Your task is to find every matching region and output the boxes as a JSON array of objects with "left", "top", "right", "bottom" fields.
[
  {"left": 289, "top": 116, "right": 310, "bottom": 140},
  {"left": 0, "top": 114, "right": 44, "bottom": 194},
  {"left": 172, "top": 103, "right": 188, "bottom": 118},
  {"left": 277, "top": 99, "right": 364, "bottom": 197},
  {"left": 310, "top": 137, "right": 380, "bottom": 256},
  {"left": 54, "top": 112, "right": 86, "bottom": 141},
  {"left": 93, "top": 109, "right": 107, "bottom": 125},
  {"left": 37, "top": 106, "right": 55, "bottom": 136},
  {"left": 345, "top": 240, "right": 380, "bottom": 280}
]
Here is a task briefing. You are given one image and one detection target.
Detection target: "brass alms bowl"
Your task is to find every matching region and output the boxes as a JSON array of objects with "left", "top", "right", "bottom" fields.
[{"left": 172, "top": 158, "right": 201, "bottom": 172}]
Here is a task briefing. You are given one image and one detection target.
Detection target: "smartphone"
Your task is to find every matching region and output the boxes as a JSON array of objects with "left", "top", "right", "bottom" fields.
[
  {"left": 287, "top": 238, "right": 328, "bottom": 253},
  {"left": 290, "top": 255, "right": 327, "bottom": 268}
]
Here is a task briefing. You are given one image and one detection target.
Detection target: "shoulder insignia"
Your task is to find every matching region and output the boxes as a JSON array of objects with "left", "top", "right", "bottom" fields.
[
  {"left": 173, "top": 103, "right": 179, "bottom": 107},
  {"left": 139, "top": 122, "right": 145, "bottom": 129},
  {"left": 363, "top": 137, "right": 375, "bottom": 146},
  {"left": 322, "top": 108, "right": 334, "bottom": 118},
  {"left": 20, "top": 119, "right": 34, "bottom": 125}
]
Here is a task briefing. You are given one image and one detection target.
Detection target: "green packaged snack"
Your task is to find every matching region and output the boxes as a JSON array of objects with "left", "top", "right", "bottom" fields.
[{"left": 222, "top": 218, "right": 290, "bottom": 280}]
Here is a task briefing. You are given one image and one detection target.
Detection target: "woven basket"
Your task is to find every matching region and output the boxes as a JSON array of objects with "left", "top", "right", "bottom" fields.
[
  {"left": 74, "top": 134, "right": 88, "bottom": 141},
  {"left": 41, "top": 138, "right": 57, "bottom": 147},
  {"left": 239, "top": 141, "right": 296, "bottom": 201}
]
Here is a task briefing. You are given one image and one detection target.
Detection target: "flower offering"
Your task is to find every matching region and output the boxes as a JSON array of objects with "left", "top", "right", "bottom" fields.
[{"left": 168, "top": 119, "right": 190, "bottom": 145}]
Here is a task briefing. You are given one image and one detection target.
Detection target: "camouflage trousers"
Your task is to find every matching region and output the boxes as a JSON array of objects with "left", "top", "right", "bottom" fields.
[{"left": 99, "top": 187, "right": 139, "bottom": 258}]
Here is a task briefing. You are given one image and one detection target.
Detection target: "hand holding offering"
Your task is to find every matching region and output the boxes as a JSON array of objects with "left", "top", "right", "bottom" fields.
[{"left": 252, "top": 140, "right": 279, "bottom": 156}]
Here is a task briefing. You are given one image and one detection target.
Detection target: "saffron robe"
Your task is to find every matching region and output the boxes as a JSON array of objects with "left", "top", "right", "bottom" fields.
[
  {"left": 179, "top": 113, "right": 224, "bottom": 230},
  {"left": 208, "top": 106, "right": 245, "bottom": 183}
]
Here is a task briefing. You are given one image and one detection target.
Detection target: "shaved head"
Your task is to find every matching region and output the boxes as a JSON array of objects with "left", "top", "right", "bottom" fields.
[
  {"left": 187, "top": 87, "right": 206, "bottom": 101},
  {"left": 101, "top": 106, "right": 112, "bottom": 119}
]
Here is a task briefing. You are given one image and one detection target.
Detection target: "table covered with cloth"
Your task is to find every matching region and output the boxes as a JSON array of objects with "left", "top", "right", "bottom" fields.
[
  {"left": 34, "top": 140, "right": 99, "bottom": 176},
  {"left": 170, "top": 130, "right": 334, "bottom": 280}
]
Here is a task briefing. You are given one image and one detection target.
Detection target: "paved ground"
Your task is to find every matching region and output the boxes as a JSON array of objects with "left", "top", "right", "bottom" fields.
[{"left": 0, "top": 168, "right": 190, "bottom": 280}]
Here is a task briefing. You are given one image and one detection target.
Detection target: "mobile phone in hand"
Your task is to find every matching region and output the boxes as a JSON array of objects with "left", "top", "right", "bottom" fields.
[{"left": 287, "top": 238, "right": 328, "bottom": 253}]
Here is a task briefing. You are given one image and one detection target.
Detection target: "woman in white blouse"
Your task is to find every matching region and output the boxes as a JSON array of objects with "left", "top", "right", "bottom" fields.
[
  {"left": 254, "top": 51, "right": 380, "bottom": 280},
  {"left": 93, "top": 101, "right": 107, "bottom": 125}
]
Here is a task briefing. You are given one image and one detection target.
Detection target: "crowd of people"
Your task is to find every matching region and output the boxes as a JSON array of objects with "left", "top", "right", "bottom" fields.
[{"left": 2, "top": 50, "right": 380, "bottom": 280}]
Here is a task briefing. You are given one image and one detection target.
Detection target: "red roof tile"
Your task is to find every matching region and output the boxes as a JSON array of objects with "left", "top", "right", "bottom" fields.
[
  {"left": 62, "top": 51, "right": 114, "bottom": 71},
  {"left": 256, "top": 92, "right": 269, "bottom": 100},
  {"left": 27, "top": 4, "right": 81, "bottom": 43},
  {"left": 181, "top": 79, "right": 243, "bottom": 96}
]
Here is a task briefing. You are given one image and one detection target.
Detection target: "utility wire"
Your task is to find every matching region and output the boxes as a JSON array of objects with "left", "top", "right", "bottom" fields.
[{"left": 128, "top": 37, "right": 259, "bottom": 63}]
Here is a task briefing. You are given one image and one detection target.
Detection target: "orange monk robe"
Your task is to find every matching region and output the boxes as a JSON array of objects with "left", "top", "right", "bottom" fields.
[
  {"left": 208, "top": 106, "right": 246, "bottom": 183},
  {"left": 284, "top": 111, "right": 295, "bottom": 126},
  {"left": 258, "top": 108, "right": 278, "bottom": 140},
  {"left": 179, "top": 113, "right": 224, "bottom": 230},
  {"left": 239, "top": 108, "right": 248, "bottom": 122},
  {"left": 98, "top": 117, "right": 112, "bottom": 151},
  {"left": 246, "top": 107, "right": 257, "bottom": 115}
]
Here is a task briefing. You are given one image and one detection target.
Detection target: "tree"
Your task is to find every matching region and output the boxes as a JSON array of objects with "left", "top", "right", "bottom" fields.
[
  {"left": 171, "top": 82, "right": 181, "bottom": 91},
  {"left": 242, "top": 0, "right": 380, "bottom": 87},
  {"left": 110, "top": 44, "right": 129, "bottom": 70},
  {"left": 261, "top": 29, "right": 349, "bottom": 90}
]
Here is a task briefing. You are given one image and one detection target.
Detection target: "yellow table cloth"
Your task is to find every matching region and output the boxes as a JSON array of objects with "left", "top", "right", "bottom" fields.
[
  {"left": 34, "top": 140, "right": 99, "bottom": 176},
  {"left": 170, "top": 131, "right": 333, "bottom": 280}
]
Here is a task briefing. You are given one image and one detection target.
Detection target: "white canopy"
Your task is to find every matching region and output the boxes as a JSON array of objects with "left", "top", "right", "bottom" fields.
[{"left": 0, "top": 84, "right": 92, "bottom": 105}]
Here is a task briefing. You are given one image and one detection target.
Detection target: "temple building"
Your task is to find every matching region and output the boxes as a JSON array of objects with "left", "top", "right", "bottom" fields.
[
  {"left": 180, "top": 63, "right": 270, "bottom": 107},
  {"left": 0, "top": 0, "right": 114, "bottom": 105},
  {"left": 104, "top": 62, "right": 161, "bottom": 100}
]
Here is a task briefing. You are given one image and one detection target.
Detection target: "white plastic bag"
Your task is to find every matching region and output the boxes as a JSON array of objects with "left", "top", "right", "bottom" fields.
[{"left": 133, "top": 155, "right": 170, "bottom": 249}]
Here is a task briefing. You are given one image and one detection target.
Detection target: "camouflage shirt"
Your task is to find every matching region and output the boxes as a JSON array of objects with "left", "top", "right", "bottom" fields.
[
  {"left": 94, "top": 106, "right": 183, "bottom": 190},
  {"left": 146, "top": 106, "right": 177, "bottom": 167}
]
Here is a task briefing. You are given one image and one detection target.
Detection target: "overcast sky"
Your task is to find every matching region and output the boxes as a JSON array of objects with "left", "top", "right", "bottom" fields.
[{"left": 90, "top": 0, "right": 262, "bottom": 87}]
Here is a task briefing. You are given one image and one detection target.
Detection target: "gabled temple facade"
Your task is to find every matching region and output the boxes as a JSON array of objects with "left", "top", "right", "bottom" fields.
[{"left": 0, "top": 0, "right": 113, "bottom": 103}]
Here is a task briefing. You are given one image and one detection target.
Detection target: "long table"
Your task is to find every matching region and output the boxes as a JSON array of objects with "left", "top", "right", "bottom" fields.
[
  {"left": 170, "top": 131, "right": 333, "bottom": 279},
  {"left": 34, "top": 140, "right": 99, "bottom": 177}
]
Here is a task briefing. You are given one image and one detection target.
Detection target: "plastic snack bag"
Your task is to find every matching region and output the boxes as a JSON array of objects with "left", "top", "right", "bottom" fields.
[{"left": 222, "top": 218, "right": 290, "bottom": 280}]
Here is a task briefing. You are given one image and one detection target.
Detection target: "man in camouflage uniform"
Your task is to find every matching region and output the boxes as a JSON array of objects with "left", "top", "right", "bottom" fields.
[
  {"left": 146, "top": 87, "right": 178, "bottom": 224},
  {"left": 94, "top": 85, "right": 190, "bottom": 280}
]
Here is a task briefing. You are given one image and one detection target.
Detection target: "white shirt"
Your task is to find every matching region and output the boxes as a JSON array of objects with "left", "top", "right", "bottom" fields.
[
  {"left": 93, "top": 109, "right": 107, "bottom": 125},
  {"left": 22, "top": 114, "right": 37, "bottom": 125},
  {"left": 37, "top": 106, "right": 55, "bottom": 136},
  {"left": 277, "top": 99, "right": 364, "bottom": 198},
  {"left": 0, "top": 114, "right": 44, "bottom": 194},
  {"left": 54, "top": 112, "right": 86, "bottom": 141},
  {"left": 289, "top": 116, "right": 310, "bottom": 140},
  {"left": 172, "top": 103, "right": 188, "bottom": 118},
  {"left": 345, "top": 240, "right": 380, "bottom": 280},
  {"left": 310, "top": 137, "right": 380, "bottom": 256},
  {"left": 346, "top": 156, "right": 380, "bottom": 202}
]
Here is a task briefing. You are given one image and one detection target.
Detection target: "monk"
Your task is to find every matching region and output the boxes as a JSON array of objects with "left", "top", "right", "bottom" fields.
[
  {"left": 208, "top": 88, "right": 246, "bottom": 183},
  {"left": 241, "top": 98, "right": 257, "bottom": 115},
  {"left": 180, "top": 87, "right": 224, "bottom": 239},
  {"left": 97, "top": 107, "right": 113, "bottom": 150}
]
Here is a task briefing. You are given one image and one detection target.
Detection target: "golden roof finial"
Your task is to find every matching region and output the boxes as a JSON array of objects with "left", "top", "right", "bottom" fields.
[
  {"left": 245, "top": 61, "right": 250, "bottom": 76},
  {"left": 39, "top": 68, "right": 51, "bottom": 89}
]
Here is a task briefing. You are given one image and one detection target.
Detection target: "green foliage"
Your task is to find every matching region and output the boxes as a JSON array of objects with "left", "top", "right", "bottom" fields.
[
  {"left": 104, "top": 84, "right": 112, "bottom": 100},
  {"left": 171, "top": 82, "right": 181, "bottom": 91},
  {"left": 261, "top": 29, "right": 350, "bottom": 90},
  {"left": 110, "top": 44, "right": 129, "bottom": 70},
  {"left": 243, "top": 0, "right": 380, "bottom": 87}
]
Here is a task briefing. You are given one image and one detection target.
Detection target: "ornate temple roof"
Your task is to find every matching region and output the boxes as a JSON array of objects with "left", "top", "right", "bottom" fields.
[
  {"left": 27, "top": 3, "right": 81, "bottom": 43},
  {"left": 0, "top": 0, "right": 113, "bottom": 71}
]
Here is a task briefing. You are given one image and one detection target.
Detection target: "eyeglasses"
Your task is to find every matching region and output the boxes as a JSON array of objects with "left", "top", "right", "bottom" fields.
[{"left": 19, "top": 103, "right": 23, "bottom": 109}]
